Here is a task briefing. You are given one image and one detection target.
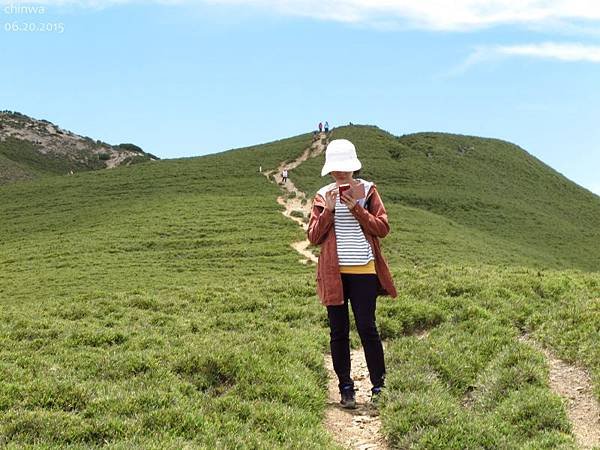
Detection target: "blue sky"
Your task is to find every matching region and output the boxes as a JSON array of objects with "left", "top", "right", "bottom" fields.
[{"left": 1, "top": 1, "right": 599, "bottom": 195}]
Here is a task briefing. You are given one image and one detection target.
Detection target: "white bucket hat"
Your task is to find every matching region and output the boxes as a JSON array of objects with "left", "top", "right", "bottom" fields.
[{"left": 321, "top": 139, "right": 362, "bottom": 176}]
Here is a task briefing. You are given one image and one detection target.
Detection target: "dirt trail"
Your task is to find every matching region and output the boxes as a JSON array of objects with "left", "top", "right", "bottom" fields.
[
  {"left": 263, "top": 133, "right": 328, "bottom": 264},
  {"left": 519, "top": 334, "right": 600, "bottom": 449},
  {"left": 324, "top": 346, "right": 389, "bottom": 450},
  {"left": 263, "top": 132, "right": 389, "bottom": 449}
]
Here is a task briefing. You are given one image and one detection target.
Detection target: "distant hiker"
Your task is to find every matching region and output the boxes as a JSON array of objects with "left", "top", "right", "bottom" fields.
[
  {"left": 307, "top": 139, "right": 397, "bottom": 409},
  {"left": 324, "top": 121, "right": 329, "bottom": 133},
  {"left": 318, "top": 122, "right": 323, "bottom": 133},
  {"left": 259, "top": 165, "right": 262, "bottom": 173},
  {"left": 282, "top": 169, "right": 288, "bottom": 183}
]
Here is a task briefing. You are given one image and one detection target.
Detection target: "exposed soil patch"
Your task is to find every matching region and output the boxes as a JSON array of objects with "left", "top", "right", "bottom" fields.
[{"left": 519, "top": 333, "right": 600, "bottom": 449}]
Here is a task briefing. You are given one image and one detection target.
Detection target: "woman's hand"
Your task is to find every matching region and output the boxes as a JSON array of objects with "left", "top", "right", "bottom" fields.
[
  {"left": 341, "top": 190, "right": 359, "bottom": 209},
  {"left": 324, "top": 189, "right": 337, "bottom": 211}
]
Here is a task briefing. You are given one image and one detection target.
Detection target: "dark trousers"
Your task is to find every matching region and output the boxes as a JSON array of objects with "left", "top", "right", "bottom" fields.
[{"left": 327, "top": 273, "right": 385, "bottom": 390}]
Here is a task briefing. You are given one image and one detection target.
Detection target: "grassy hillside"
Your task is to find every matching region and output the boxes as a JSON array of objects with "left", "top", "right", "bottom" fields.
[
  {"left": 0, "top": 127, "right": 598, "bottom": 448},
  {"left": 0, "top": 111, "right": 157, "bottom": 185},
  {"left": 0, "top": 151, "right": 36, "bottom": 184},
  {"left": 292, "top": 125, "right": 600, "bottom": 272},
  {"left": 0, "top": 133, "right": 337, "bottom": 448},
  {"left": 0, "top": 136, "right": 103, "bottom": 180}
]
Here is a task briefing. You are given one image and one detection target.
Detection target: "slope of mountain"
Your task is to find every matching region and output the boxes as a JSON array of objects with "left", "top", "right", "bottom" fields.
[
  {"left": 0, "top": 126, "right": 598, "bottom": 448},
  {"left": 0, "top": 111, "right": 159, "bottom": 184},
  {"left": 291, "top": 125, "right": 600, "bottom": 272}
]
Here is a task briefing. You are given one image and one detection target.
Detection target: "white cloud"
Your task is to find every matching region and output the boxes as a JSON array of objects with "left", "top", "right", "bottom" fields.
[
  {"left": 495, "top": 42, "right": 600, "bottom": 62},
  {"left": 210, "top": 0, "right": 600, "bottom": 31},
  {"left": 442, "top": 41, "right": 600, "bottom": 76},
  {"left": 4, "top": 0, "right": 600, "bottom": 31}
]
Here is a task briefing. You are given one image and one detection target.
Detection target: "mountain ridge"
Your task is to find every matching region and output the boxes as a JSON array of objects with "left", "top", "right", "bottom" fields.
[
  {"left": 288, "top": 125, "right": 600, "bottom": 272},
  {"left": 1, "top": 118, "right": 597, "bottom": 271}
]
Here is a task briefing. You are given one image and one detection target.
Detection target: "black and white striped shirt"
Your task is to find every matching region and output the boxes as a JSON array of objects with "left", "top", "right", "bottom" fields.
[{"left": 333, "top": 188, "right": 374, "bottom": 266}]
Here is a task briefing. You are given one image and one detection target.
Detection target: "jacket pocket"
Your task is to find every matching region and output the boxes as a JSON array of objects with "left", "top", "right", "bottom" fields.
[{"left": 316, "top": 275, "right": 324, "bottom": 300}]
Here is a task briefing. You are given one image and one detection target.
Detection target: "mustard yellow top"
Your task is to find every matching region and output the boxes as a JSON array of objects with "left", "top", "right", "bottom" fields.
[{"left": 339, "top": 260, "right": 376, "bottom": 274}]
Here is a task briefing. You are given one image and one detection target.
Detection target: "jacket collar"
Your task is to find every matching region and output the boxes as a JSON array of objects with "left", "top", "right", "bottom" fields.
[{"left": 316, "top": 178, "right": 375, "bottom": 208}]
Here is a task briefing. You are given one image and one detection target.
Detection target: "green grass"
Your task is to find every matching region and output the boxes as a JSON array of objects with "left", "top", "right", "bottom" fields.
[
  {"left": 0, "top": 125, "right": 599, "bottom": 448},
  {"left": 378, "top": 264, "right": 598, "bottom": 449},
  {"left": 0, "top": 152, "right": 36, "bottom": 184},
  {"left": 293, "top": 125, "right": 600, "bottom": 271}
]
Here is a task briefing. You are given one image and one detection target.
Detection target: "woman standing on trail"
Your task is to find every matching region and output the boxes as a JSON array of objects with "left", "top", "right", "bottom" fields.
[{"left": 307, "top": 139, "right": 397, "bottom": 409}]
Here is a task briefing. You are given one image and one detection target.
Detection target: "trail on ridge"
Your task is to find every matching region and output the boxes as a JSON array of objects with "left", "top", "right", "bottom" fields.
[{"left": 263, "top": 132, "right": 389, "bottom": 449}]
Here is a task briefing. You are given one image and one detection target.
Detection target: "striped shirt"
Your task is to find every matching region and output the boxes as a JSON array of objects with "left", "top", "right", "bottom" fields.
[{"left": 334, "top": 191, "right": 374, "bottom": 265}]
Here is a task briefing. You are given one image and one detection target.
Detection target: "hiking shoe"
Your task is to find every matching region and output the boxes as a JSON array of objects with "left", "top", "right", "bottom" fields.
[
  {"left": 340, "top": 384, "right": 356, "bottom": 409},
  {"left": 371, "top": 386, "right": 384, "bottom": 405}
]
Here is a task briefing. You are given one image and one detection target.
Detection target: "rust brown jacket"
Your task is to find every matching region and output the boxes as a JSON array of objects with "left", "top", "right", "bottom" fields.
[{"left": 307, "top": 181, "right": 398, "bottom": 306}]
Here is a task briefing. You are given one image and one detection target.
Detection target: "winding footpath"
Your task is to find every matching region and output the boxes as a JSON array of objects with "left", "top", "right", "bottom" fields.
[
  {"left": 262, "top": 134, "right": 600, "bottom": 449},
  {"left": 263, "top": 135, "right": 325, "bottom": 263},
  {"left": 263, "top": 132, "right": 389, "bottom": 449}
]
